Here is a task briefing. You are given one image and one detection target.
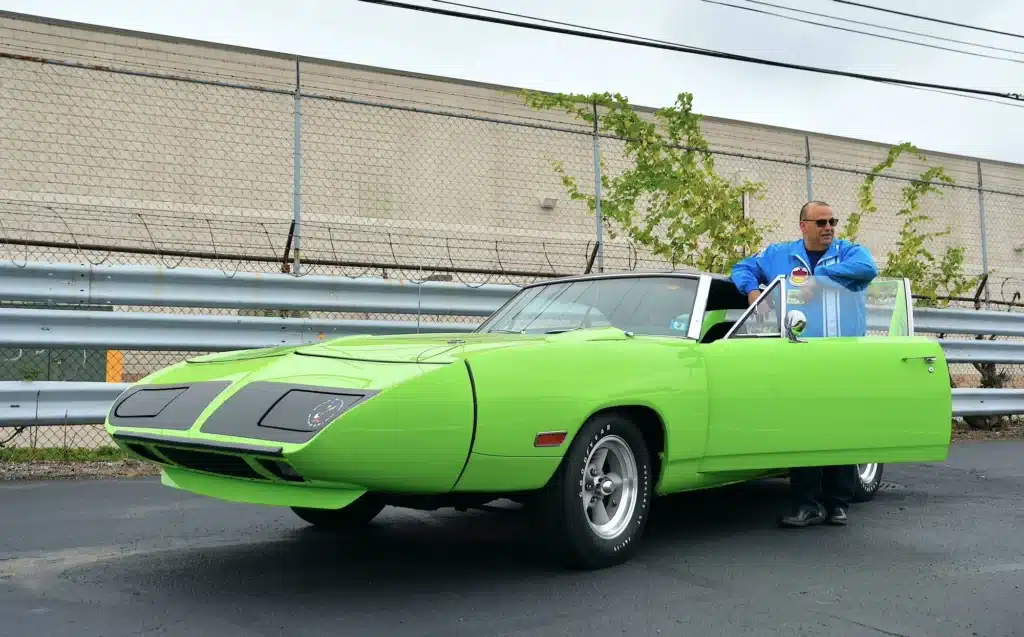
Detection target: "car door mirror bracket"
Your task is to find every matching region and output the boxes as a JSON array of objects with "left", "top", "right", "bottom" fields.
[{"left": 784, "top": 309, "right": 807, "bottom": 343}]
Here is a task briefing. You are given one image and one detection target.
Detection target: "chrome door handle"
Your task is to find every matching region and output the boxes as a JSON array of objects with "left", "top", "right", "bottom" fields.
[{"left": 902, "top": 355, "right": 936, "bottom": 363}]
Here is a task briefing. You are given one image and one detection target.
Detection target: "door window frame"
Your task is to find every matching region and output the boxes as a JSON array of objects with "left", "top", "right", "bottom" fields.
[{"left": 722, "top": 275, "right": 787, "bottom": 340}]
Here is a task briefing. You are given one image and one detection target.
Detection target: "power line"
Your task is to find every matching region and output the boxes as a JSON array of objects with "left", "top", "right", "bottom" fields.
[
  {"left": 436, "top": 0, "right": 1024, "bottom": 104},
  {"left": 734, "top": 0, "right": 1024, "bottom": 57},
  {"left": 437, "top": 0, "right": 1024, "bottom": 58},
  {"left": 356, "top": 0, "right": 1024, "bottom": 103},
  {"left": 903, "top": 85, "right": 1024, "bottom": 110},
  {"left": 833, "top": 1, "right": 1024, "bottom": 40},
  {"left": 703, "top": 0, "right": 1024, "bottom": 64},
  {"left": 428, "top": 0, "right": 724, "bottom": 54}
]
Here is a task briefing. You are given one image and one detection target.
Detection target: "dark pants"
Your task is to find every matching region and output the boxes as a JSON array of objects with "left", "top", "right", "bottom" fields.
[{"left": 790, "top": 465, "right": 858, "bottom": 513}]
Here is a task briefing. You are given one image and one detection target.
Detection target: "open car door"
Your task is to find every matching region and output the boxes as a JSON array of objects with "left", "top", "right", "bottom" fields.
[{"left": 697, "top": 274, "right": 952, "bottom": 474}]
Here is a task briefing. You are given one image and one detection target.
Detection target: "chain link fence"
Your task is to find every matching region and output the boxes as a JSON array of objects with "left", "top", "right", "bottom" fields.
[{"left": 1, "top": 27, "right": 1023, "bottom": 455}]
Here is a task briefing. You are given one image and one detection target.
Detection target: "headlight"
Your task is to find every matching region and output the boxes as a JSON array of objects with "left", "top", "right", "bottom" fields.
[
  {"left": 108, "top": 381, "right": 232, "bottom": 430},
  {"left": 114, "top": 387, "right": 187, "bottom": 418},
  {"left": 197, "top": 381, "right": 377, "bottom": 442},
  {"left": 258, "top": 389, "right": 361, "bottom": 433}
]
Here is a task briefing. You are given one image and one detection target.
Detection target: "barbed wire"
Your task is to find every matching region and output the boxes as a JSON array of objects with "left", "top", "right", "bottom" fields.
[
  {"left": 0, "top": 201, "right": 658, "bottom": 284},
  {"left": 2, "top": 199, "right": 1020, "bottom": 306}
]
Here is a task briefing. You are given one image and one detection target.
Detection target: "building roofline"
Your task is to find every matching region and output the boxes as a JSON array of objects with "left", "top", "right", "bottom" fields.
[{"left": 1, "top": 8, "right": 1020, "bottom": 171}]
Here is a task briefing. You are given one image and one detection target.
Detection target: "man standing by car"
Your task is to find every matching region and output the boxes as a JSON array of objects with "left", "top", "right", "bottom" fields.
[{"left": 730, "top": 200, "right": 879, "bottom": 528}]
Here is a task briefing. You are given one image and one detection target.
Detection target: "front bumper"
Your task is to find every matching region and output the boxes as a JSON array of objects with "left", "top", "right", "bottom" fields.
[
  {"left": 106, "top": 359, "right": 478, "bottom": 497},
  {"left": 110, "top": 430, "right": 297, "bottom": 482}
]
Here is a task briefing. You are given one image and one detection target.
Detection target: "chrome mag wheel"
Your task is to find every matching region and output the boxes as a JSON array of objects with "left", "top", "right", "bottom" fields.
[
  {"left": 858, "top": 463, "right": 879, "bottom": 485},
  {"left": 852, "top": 462, "right": 884, "bottom": 502},
  {"left": 581, "top": 434, "right": 638, "bottom": 540}
]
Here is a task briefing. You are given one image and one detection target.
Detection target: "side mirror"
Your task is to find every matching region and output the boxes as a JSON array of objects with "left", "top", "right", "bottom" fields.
[{"left": 784, "top": 309, "right": 807, "bottom": 342}]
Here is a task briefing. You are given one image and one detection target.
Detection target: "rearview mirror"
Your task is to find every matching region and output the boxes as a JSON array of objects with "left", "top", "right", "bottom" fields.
[{"left": 784, "top": 309, "right": 807, "bottom": 342}]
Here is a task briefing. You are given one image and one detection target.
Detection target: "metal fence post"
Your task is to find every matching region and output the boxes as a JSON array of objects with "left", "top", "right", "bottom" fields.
[
  {"left": 292, "top": 58, "right": 303, "bottom": 275},
  {"left": 805, "top": 135, "right": 813, "bottom": 201},
  {"left": 592, "top": 100, "right": 604, "bottom": 272},
  {"left": 977, "top": 160, "right": 990, "bottom": 303}
]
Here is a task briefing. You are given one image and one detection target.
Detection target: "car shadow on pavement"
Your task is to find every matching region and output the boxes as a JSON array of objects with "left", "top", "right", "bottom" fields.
[
  {"left": 644, "top": 475, "right": 792, "bottom": 536},
  {"left": 61, "top": 477, "right": 800, "bottom": 606}
]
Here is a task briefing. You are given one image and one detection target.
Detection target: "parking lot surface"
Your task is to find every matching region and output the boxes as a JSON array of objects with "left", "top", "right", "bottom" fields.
[{"left": 2, "top": 440, "right": 1023, "bottom": 637}]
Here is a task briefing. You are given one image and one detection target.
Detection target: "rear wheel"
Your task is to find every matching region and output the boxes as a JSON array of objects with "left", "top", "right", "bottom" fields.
[
  {"left": 291, "top": 493, "right": 386, "bottom": 530},
  {"left": 539, "top": 412, "right": 653, "bottom": 570},
  {"left": 852, "top": 463, "right": 883, "bottom": 502}
]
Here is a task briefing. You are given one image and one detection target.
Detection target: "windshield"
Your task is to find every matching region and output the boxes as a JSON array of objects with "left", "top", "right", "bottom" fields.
[{"left": 475, "top": 275, "right": 701, "bottom": 337}]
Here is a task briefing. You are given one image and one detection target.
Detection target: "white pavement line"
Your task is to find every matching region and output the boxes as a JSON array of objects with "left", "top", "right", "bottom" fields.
[
  {"left": 963, "top": 562, "right": 1024, "bottom": 575},
  {"left": 0, "top": 534, "right": 274, "bottom": 579}
]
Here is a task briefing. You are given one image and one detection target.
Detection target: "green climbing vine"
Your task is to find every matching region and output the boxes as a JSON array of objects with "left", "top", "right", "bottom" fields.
[
  {"left": 520, "top": 90, "right": 774, "bottom": 274},
  {"left": 842, "top": 142, "right": 979, "bottom": 307}
]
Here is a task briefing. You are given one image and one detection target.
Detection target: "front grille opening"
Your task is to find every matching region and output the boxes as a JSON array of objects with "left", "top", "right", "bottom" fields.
[
  {"left": 257, "top": 458, "right": 305, "bottom": 482},
  {"left": 126, "top": 443, "right": 167, "bottom": 465},
  {"left": 154, "top": 446, "right": 266, "bottom": 480}
]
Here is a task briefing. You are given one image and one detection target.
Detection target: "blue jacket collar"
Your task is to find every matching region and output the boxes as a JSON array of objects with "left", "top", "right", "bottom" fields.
[{"left": 791, "top": 238, "right": 841, "bottom": 270}]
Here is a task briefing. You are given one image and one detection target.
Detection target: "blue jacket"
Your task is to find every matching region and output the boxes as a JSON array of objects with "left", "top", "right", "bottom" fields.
[{"left": 730, "top": 238, "right": 879, "bottom": 338}]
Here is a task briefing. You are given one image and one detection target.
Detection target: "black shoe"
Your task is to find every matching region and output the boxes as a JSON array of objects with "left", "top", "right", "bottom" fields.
[
  {"left": 778, "top": 506, "right": 825, "bottom": 528},
  {"left": 826, "top": 507, "right": 848, "bottom": 525}
]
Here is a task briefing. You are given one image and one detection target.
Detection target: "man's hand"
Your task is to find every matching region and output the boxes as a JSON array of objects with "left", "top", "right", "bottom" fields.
[
  {"left": 748, "top": 289, "right": 771, "bottom": 319},
  {"left": 795, "top": 278, "right": 817, "bottom": 302}
]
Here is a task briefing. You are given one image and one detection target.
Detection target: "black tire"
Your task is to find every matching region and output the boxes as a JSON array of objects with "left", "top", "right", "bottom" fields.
[
  {"left": 538, "top": 412, "right": 654, "bottom": 570},
  {"left": 852, "top": 463, "right": 883, "bottom": 503},
  {"left": 291, "top": 493, "right": 386, "bottom": 530}
]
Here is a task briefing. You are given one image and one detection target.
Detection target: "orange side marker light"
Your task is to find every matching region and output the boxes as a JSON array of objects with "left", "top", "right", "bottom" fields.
[{"left": 534, "top": 431, "right": 567, "bottom": 447}]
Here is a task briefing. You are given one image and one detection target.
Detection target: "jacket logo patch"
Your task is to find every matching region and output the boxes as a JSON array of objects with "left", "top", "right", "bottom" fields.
[{"left": 789, "top": 266, "right": 809, "bottom": 286}]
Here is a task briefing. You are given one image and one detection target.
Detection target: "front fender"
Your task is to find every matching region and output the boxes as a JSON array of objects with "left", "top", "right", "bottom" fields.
[{"left": 460, "top": 337, "right": 709, "bottom": 460}]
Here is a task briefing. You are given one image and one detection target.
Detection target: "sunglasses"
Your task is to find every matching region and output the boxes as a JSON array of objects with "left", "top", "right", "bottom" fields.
[{"left": 805, "top": 218, "right": 838, "bottom": 227}]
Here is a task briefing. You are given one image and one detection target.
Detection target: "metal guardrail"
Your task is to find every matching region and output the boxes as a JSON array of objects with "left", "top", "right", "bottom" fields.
[
  {"left": 937, "top": 340, "right": 1024, "bottom": 365},
  {"left": 1, "top": 261, "right": 1022, "bottom": 428},
  {"left": 0, "top": 382, "right": 131, "bottom": 427},
  {"left": 1, "top": 383, "right": 1019, "bottom": 428},
  {"left": 950, "top": 389, "right": 1024, "bottom": 418},
  {"left": 914, "top": 307, "right": 1024, "bottom": 337},
  {"left": 0, "top": 307, "right": 478, "bottom": 351},
  {"left": 2, "top": 307, "right": 1019, "bottom": 361},
  {"left": 0, "top": 261, "right": 517, "bottom": 316}
]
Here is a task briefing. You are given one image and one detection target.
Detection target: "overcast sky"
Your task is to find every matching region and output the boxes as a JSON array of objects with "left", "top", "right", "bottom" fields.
[{"left": 3, "top": 0, "right": 1022, "bottom": 164}]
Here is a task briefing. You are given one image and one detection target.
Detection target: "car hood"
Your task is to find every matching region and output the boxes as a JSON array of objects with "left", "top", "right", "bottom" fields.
[
  {"left": 294, "top": 332, "right": 541, "bottom": 363},
  {"left": 294, "top": 327, "right": 631, "bottom": 364}
]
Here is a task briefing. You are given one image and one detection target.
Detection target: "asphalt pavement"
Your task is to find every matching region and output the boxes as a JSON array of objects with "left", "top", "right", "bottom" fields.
[{"left": 2, "top": 440, "right": 1023, "bottom": 637}]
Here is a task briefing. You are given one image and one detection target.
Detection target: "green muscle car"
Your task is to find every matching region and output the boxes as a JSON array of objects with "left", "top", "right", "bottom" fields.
[{"left": 104, "top": 270, "right": 952, "bottom": 569}]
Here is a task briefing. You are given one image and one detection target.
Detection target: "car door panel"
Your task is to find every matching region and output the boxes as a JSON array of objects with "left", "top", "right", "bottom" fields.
[{"left": 696, "top": 275, "right": 951, "bottom": 473}]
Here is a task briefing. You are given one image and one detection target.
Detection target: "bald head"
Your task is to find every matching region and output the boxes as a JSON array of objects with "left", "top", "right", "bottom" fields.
[{"left": 799, "top": 201, "right": 837, "bottom": 251}]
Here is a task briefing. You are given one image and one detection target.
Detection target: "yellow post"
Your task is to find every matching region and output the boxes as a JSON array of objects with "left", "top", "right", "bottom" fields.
[{"left": 106, "top": 350, "right": 124, "bottom": 382}]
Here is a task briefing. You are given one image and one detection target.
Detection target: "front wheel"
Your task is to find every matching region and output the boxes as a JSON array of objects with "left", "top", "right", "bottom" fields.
[
  {"left": 291, "top": 493, "right": 386, "bottom": 530},
  {"left": 852, "top": 463, "right": 883, "bottom": 502},
  {"left": 538, "top": 412, "right": 653, "bottom": 570}
]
